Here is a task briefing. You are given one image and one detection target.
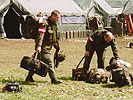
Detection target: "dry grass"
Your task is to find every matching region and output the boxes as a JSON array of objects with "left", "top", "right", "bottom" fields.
[{"left": 0, "top": 37, "right": 133, "bottom": 100}]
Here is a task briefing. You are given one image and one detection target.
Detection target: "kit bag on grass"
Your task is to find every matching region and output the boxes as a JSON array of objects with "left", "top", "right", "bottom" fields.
[
  {"left": 86, "top": 68, "right": 110, "bottom": 84},
  {"left": 20, "top": 52, "right": 48, "bottom": 77},
  {"left": 111, "top": 67, "right": 132, "bottom": 86},
  {"left": 72, "top": 56, "right": 88, "bottom": 81}
]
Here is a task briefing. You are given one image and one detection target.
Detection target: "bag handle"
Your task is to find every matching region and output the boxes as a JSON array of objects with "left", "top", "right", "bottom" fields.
[
  {"left": 32, "top": 52, "right": 41, "bottom": 60},
  {"left": 76, "top": 56, "right": 85, "bottom": 69}
]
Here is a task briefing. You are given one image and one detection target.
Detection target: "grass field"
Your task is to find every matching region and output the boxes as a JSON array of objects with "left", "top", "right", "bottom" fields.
[{"left": 0, "top": 37, "right": 133, "bottom": 100}]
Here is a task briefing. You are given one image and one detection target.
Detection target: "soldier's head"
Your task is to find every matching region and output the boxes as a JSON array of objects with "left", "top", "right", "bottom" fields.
[
  {"left": 104, "top": 31, "right": 113, "bottom": 43},
  {"left": 51, "top": 10, "right": 60, "bottom": 23}
]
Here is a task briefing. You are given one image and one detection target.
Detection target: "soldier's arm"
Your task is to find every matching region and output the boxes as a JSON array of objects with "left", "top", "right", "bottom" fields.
[
  {"left": 35, "top": 24, "right": 46, "bottom": 51},
  {"left": 85, "top": 34, "right": 95, "bottom": 51},
  {"left": 111, "top": 39, "right": 120, "bottom": 60},
  {"left": 53, "top": 27, "right": 60, "bottom": 52}
]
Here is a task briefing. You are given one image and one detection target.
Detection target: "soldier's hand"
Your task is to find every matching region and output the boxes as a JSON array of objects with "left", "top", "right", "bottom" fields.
[
  {"left": 85, "top": 51, "right": 89, "bottom": 56},
  {"left": 36, "top": 46, "right": 41, "bottom": 53}
]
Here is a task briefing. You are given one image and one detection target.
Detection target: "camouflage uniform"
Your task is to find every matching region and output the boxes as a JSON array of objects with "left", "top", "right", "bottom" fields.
[
  {"left": 26, "top": 16, "right": 60, "bottom": 83},
  {"left": 83, "top": 29, "right": 119, "bottom": 70}
]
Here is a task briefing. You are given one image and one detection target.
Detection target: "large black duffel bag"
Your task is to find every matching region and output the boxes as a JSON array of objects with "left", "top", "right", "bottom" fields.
[{"left": 20, "top": 52, "right": 48, "bottom": 77}]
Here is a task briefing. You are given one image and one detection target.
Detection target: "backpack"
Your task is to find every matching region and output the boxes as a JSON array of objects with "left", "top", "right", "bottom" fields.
[
  {"left": 87, "top": 68, "right": 110, "bottom": 84},
  {"left": 19, "top": 15, "right": 46, "bottom": 39},
  {"left": 111, "top": 67, "right": 132, "bottom": 86},
  {"left": 86, "top": 15, "right": 104, "bottom": 31}
]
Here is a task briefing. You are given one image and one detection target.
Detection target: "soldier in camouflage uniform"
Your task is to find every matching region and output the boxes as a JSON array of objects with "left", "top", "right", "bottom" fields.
[
  {"left": 80, "top": 16, "right": 120, "bottom": 81},
  {"left": 25, "top": 10, "right": 62, "bottom": 84},
  {"left": 83, "top": 29, "right": 120, "bottom": 70}
]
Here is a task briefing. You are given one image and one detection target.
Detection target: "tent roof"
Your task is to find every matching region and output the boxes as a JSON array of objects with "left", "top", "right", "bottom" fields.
[
  {"left": 105, "top": 0, "right": 128, "bottom": 8},
  {"left": 12, "top": 0, "right": 85, "bottom": 16},
  {"left": 94, "top": 0, "right": 117, "bottom": 15},
  {"left": 74, "top": 0, "right": 117, "bottom": 15},
  {"left": 0, "top": 0, "right": 85, "bottom": 16},
  {"left": 0, "top": 0, "right": 10, "bottom": 12},
  {"left": 122, "top": 0, "right": 133, "bottom": 14}
]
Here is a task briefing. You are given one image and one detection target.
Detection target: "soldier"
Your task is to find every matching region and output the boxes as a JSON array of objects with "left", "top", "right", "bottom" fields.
[
  {"left": 81, "top": 15, "right": 120, "bottom": 80},
  {"left": 25, "top": 10, "right": 62, "bottom": 84}
]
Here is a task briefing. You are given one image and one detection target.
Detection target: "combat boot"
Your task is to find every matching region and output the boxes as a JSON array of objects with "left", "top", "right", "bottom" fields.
[
  {"left": 25, "top": 75, "right": 34, "bottom": 82},
  {"left": 48, "top": 66, "right": 62, "bottom": 84},
  {"left": 25, "top": 71, "right": 34, "bottom": 82},
  {"left": 51, "top": 78, "right": 62, "bottom": 84}
]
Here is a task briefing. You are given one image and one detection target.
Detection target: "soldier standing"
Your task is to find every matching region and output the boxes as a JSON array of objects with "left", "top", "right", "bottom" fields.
[
  {"left": 25, "top": 10, "right": 62, "bottom": 84},
  {"left": 81, "top": 15, "right": 120, "bottom": 80}
]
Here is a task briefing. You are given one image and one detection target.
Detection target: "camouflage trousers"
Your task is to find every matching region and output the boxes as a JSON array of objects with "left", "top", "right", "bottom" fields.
[
  {"left": 40, "top": 51, "right": 56, "bottom": 80},
  {"left": 83, "top": 48, "right": 106, "bottom": 70}
]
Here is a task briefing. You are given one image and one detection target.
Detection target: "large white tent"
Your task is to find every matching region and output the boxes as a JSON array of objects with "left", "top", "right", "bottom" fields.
[{"left": 0, "top": 0, "right": 86, "bottom": 38}]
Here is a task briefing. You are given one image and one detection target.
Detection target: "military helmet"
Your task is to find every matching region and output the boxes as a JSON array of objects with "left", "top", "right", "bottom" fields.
[
  {"left": 56, "top": 50, "right": 66, "bottom": 62},
  {"left": 109, "top": 57, "right": 117, "bottom": 66}
]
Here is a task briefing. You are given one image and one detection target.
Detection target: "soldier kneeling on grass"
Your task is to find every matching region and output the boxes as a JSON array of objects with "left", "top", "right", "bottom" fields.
[{"left": 106, "top": 57, "right": 133, "bottom": 86}]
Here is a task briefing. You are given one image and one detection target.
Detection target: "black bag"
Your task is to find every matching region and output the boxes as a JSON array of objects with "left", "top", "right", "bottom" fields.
[
  {"left": 72, "top": 56, "right": 88, "bottom": 81},
  {"left": 111, "top": 67, "right": 132, "bottom": 86},
  {"left": 20, "top": 52, "right": 48, "bottom": 77},
  {"left": 2, "top": 81, "right": 22, "bottom": 92}
]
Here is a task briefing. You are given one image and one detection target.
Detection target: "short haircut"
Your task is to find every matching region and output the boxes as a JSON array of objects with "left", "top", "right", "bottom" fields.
[{"left": 51, "top": 10, "right": 60, "bottom": 16}]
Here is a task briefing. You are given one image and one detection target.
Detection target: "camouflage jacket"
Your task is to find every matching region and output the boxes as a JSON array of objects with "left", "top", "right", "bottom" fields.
[
  {"left": 35, "top": 16, "right": 59, "bottom": 53},
  {"left": 85, "top": 29, "right": 119, "bottom": 59}
]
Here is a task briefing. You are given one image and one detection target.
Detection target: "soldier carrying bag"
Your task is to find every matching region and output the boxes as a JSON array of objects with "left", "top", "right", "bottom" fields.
[{"left": 20, "top": 52, "right": 49, "bottom": 77}]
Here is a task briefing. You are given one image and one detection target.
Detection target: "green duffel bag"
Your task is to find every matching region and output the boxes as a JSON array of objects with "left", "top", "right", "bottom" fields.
[
  {"left": 72, "top": 56, "right": 88, "bottom": 81},
  {"left": 20, "top": 52, "right": 48, "bottom": 77}
]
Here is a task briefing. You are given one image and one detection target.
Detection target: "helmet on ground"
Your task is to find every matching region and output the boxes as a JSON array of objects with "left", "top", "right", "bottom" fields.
[{"left": 56, "top": 50, "right": 66, "bottom": 62}]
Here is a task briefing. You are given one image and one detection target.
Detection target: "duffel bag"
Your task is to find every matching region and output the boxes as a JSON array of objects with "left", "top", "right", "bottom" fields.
[
  {"left": 20, "top": 52, "right": 48, "bottom": 77},
  {"left": 72, "top": 56, "right": 88, "bottom": 81}
]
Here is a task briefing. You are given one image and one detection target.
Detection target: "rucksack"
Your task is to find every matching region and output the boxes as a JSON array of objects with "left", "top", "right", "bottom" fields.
[
  {"left": 19, "top": 15, "right": 46, "bottom": 39},
  {"left": 111, "top": 67, "right": 132, "bottom": 86},
  {"left": 86, "top": 15, "right": 104, "bottom": 31},
  {"left": 86, "top": 68, "right": 110, "bottom": 84}
]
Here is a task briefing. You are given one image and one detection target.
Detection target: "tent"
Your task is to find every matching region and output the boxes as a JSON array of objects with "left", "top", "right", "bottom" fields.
[
  {"left": 105, "top": 0, "right": 128, "bottom": 8},
  {"left": 0, "top": 0, "right": 86, "bottom": 38},
  {"left": 74, "top": 0, "right": 117, "bottom": 26},
  {"left": 122, "top": 0, "right": 133, "bottom": 14},
  {"left": 105, "top": 0, "right": 129, "bottom": 14},
  {"left": 0, "top": 0, "right": 30, "bottom": 38}
]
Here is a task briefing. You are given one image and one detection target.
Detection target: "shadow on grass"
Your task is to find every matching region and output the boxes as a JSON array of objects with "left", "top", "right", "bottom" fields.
[
  {"left": 101, "top": 83, "right": 124, "bottom": 88},
  {"left": 1, "top": 79, "right": 48, "bottom": 85},
  {"left": 58, "top": 76, "right": 74, "bottom": 81}
]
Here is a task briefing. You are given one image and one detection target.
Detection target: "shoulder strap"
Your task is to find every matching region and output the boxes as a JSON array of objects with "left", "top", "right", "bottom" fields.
[{"left": 76, "top": 56, "right": 85, "bottom": 69}]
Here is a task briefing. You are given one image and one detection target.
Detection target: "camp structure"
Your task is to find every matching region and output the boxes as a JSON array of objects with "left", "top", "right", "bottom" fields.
[
  {"left": 0, "top": 0, "right": 30, "bottom": 38},
  {"left": 74, "top": 0, "right": 117, "bottom": 26},
  {"left": 122, "top": 0, "right": 133, "bottom": 14},
  {"left": 0, "top": 0, "right": 86, "bottom": 38},
  {"left": 106, "top": 0, "right": 128, "bottom": 14},
  {"left": 106, "top": 0, "right": 128, "bottom": 8},
  {"left": 122, "top": 0, "right": 133, "bottom": 34}
]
